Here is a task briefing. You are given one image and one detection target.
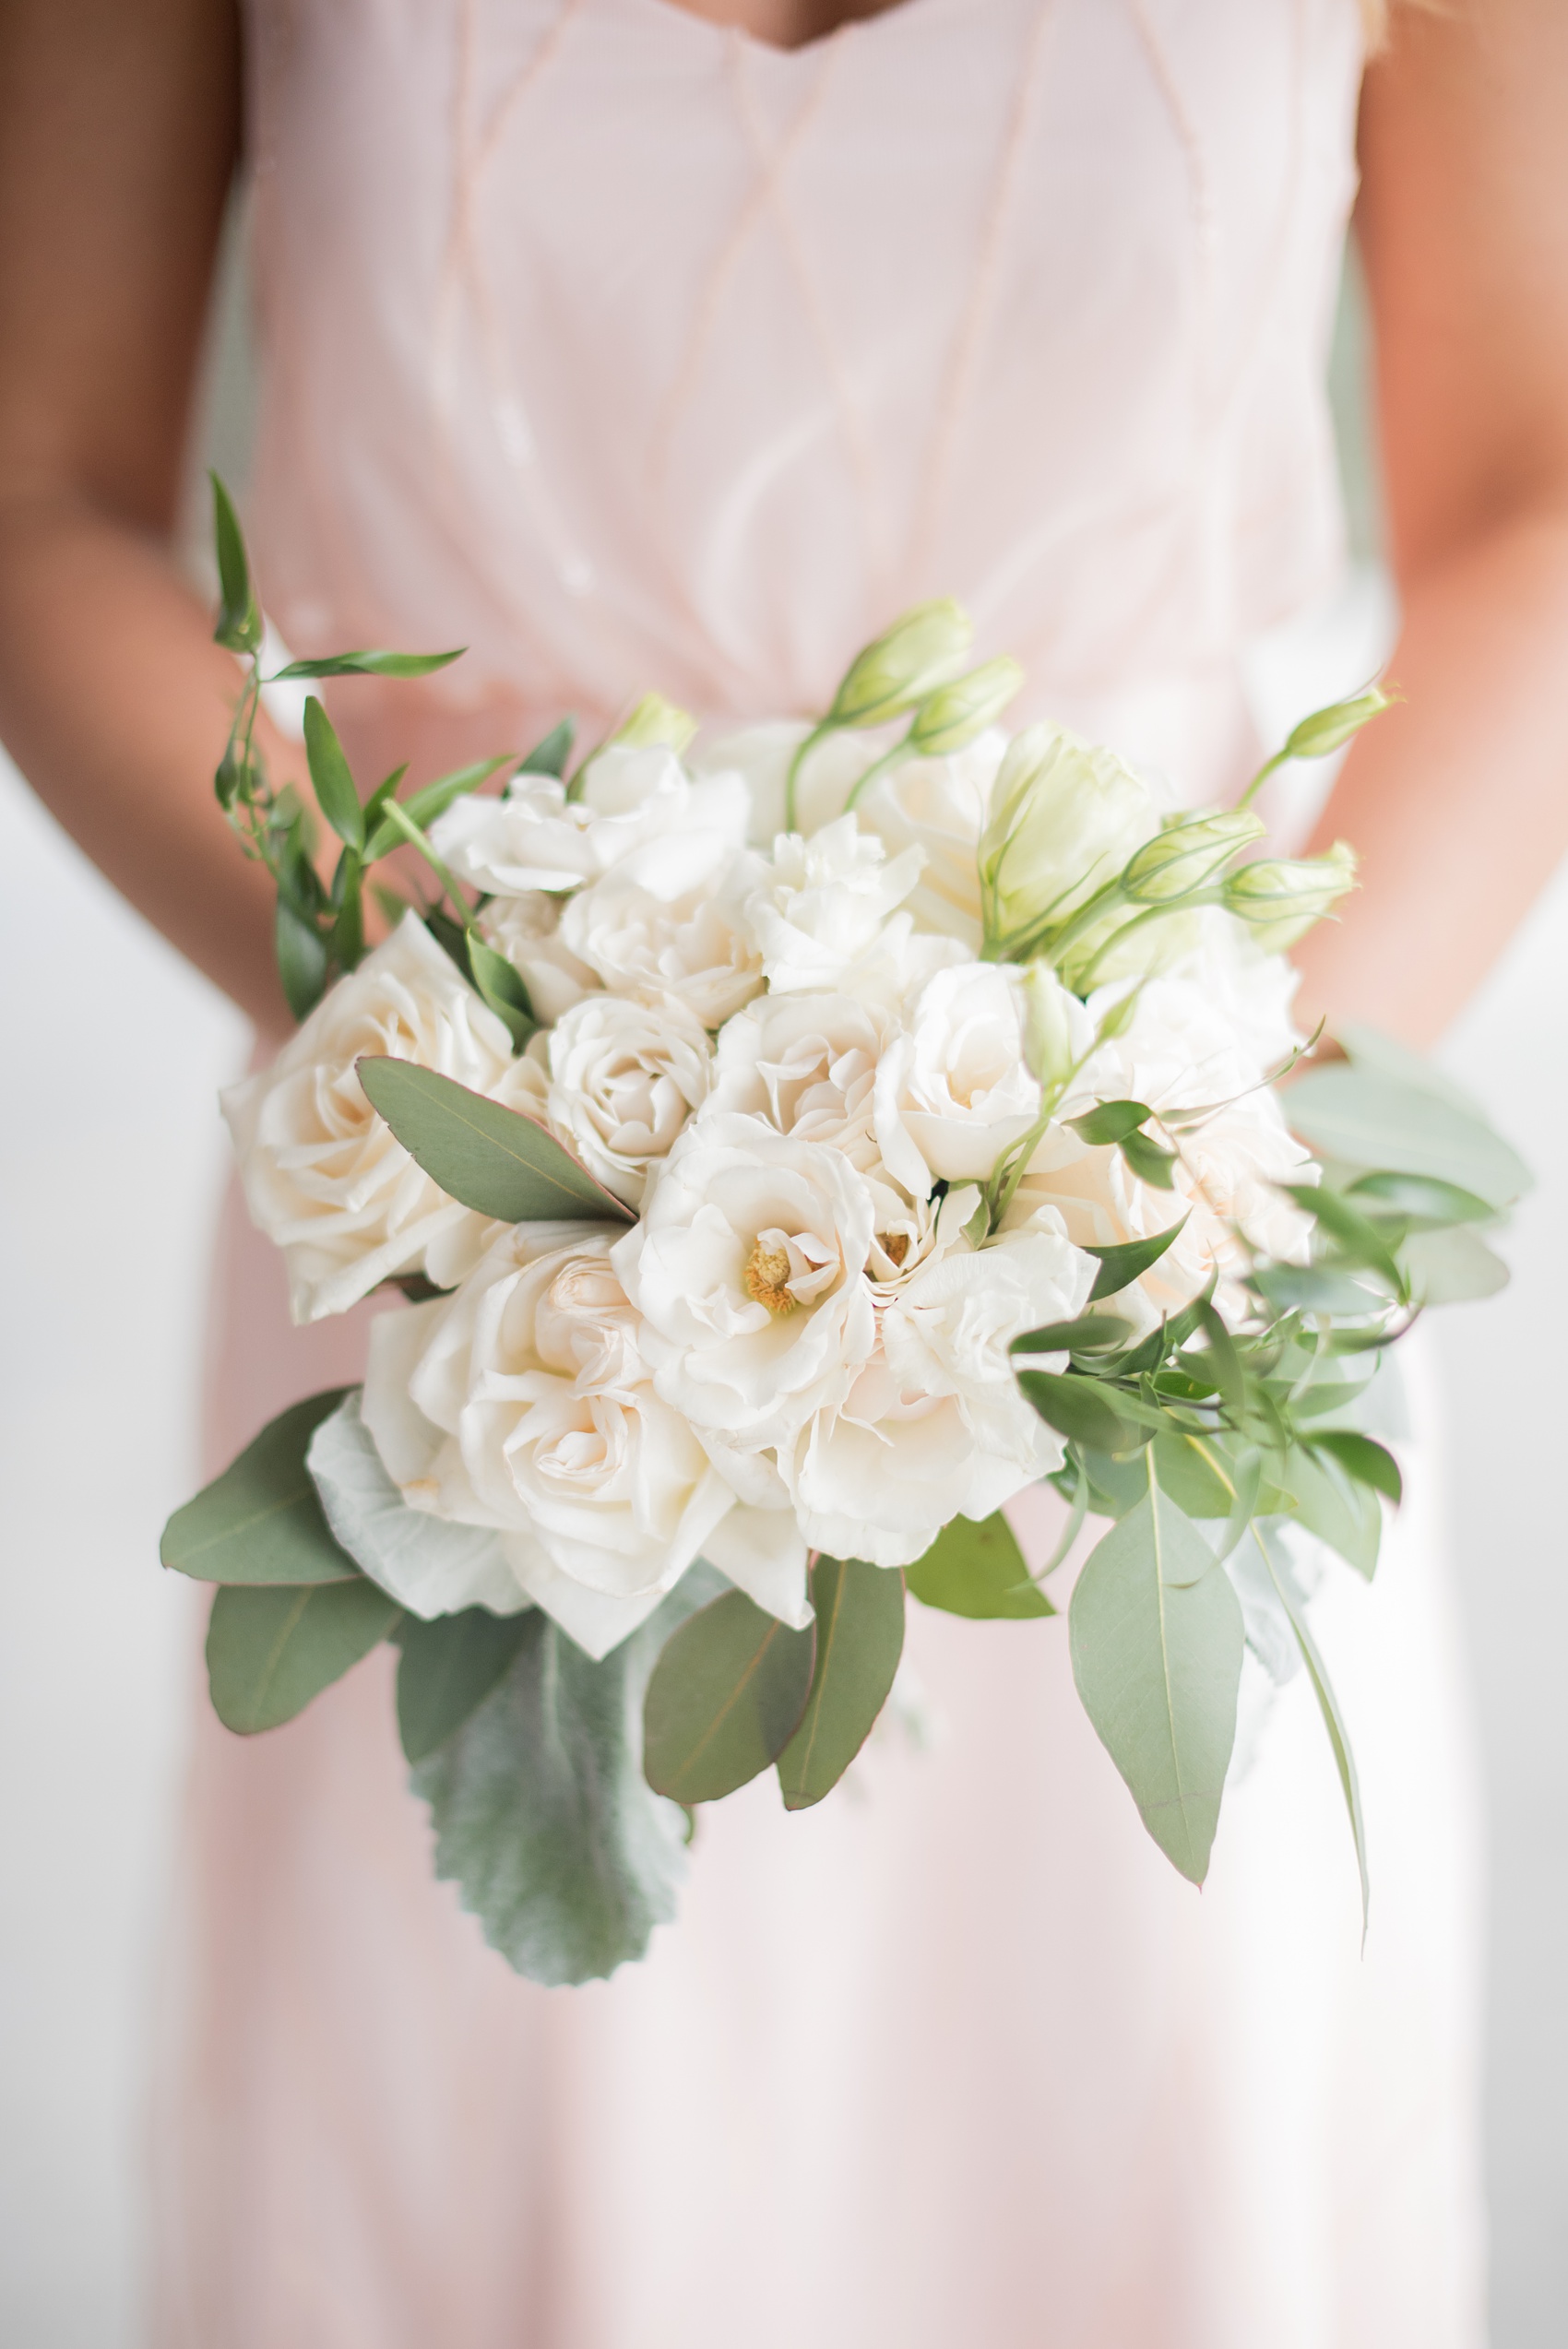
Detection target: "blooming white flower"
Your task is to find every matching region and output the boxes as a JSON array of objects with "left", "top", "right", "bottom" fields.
[
  {"left": 742, "top": 815, "right": 925, "bottom": 995},
  {"left": 430, "top": 744, "right": 750, "bottom": 897},
  {"left": 707, "top": 991, "right": 893, "bottom": 1175},
  {"left": 853, "top": 731, "right": 1005, "bottom": 951},
  {"left": 477, "top": 890, "right": 599, "bottom": 1023},
  {"left": 612, "top": 1111, "right": 876, "bottom": 1457},
  {"left": 361, "top": 1227, "right": 736, "bottom": 1657},
  {"left": 874, "top": 961, "right": 1086, "bottom": 1192},
  {"left": 561, "top": 854, "right": 765, "bottom": 1026},
  {"left": 780, "top": 1220, "right": 1094, "bottom": 1567},
  {"left": 535, "top": 991, "right": 713, "bottom": 1208},
  {"left": 222, "top": 913, "right": 522, "bottom": 1323},
  {"left": 979, "top": 721, "right": 1159, "bottom": 955}
]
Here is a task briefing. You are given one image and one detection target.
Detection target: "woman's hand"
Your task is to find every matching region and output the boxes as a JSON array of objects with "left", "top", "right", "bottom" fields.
[{"left": 1294, "top": 0, "right": 1568, "bottom": 1048}]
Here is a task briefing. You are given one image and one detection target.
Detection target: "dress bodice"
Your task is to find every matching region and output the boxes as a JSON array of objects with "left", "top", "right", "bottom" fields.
[{"left": 244, "top": 0, "right": 1364, "bottom": 795}]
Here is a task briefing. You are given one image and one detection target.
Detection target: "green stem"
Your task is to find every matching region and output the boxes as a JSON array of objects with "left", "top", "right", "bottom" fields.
[
  {"left": 842, "top": 726, "right": 916, "bottom": 814},
  {"left": 1237, "top": 749, "right": 1288, "bottom": 810},
  {"left": 784, "top": 719, "right": 836, "bottom": 834},
  {"left": 376, "top": 801, "right": 479, "bottom": 931}
]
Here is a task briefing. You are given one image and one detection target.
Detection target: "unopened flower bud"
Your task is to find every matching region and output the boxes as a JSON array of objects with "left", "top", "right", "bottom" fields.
[
  {"left": 829, "top": 599, "right": 974, "bottom": 730},
  {"left": 1121, "top": 807, "right": 1266, "bottom": 904},
  {"left": 1280, "top": 682, "right": 1396, "bottom": 763},
  {"left": 907, "top": 657, "right": 1025, "bottom": 756},
  {"left": 610, "top": 691, "right": 699, "bottom": 756},
  {"left": 980, "top": 722, "right": 1158, "bottom": 955},
  {"left": 1020, "top": 960, "right": 1078, "bottom": 1092},
  {"left": 1223, "top": 839, "right": 1358, "bottom": 950}
]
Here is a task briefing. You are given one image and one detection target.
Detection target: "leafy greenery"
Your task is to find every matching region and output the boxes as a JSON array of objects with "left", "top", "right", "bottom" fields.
[
  {"left": 356, "top": 1057, "right": 635, "bottom": 1223},
  {"left": 778, "top": 1558, "right": 907, "bottom": 1807},
  {"left": 396, "top": 1608, "right": 537, "bottom": 1764},
  {"left": 642, "top": 1588, "right": 816, "bottom": 1803},
  {"left": 161, "top": 1390, "right": 361, "bottom": 1586},
  {"left": 905, "top": 1511, "right": 1051, "bottom": 1619},
  {"left": 206, "top": 1577, "right": 402, "bottom": 1734}
]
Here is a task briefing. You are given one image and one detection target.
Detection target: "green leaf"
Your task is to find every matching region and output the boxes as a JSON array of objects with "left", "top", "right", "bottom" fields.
[
  {"left": 209, "top": 472, "right": 262, "bottom": 654},
  {"left": 306, "top": 1390, "right": 527, "bottom": 1617},
  {"left": 1283, "top": 1183, "right": 1406, "bottom": 1291},
  {"left": 207, "top": 1577, "right": 401, "bottom": 1734},
  {"left": 162, "top": 1390, "right": 360, "bottom": 1585},
  {"left": 642, "top": 1590, "right": 815, "bottom": 1804},
  {"left": 331, "top": 850, "right": 365, "bottom": 970},
  {"left": 1250, "top": 1263, "right": 1387, "bottom": 1318},
  {"left": 275, "top": 896, "right": 330, "bottom": 1022},
  {"left": 1086, "top": 1218, "right": 1188, "bottom": 1302},
  {"left": 1399, "top": 1225, "right": 1510, "bottom": 1305},
  {"left": 355, "top": 1057, "right": 635, "bottom": 1224},
  {"left": 1252, "top": 1525, "right": 1369, "bottom": 1933},
  {"left": 364, "top": 755, "right": 514, "bottom": 857},
  {"left": 1150, "top": 1431, "right": 1238, "bottom": 1519},
  {"left": 395, "top": 1608, "right": 536, "bottom": 1764},
  {"left": 1011, "top": 1312, "right": 1135, "bottom": 1357},
  {"left": 776, "top": 1558, "right": 906, "bottom": 1808},
  {"left": 411, "top": 1572, "right": 722, "bottom": 1985},
  {"left": 1279, "top": 1443, "right": 1383, "bottom": 1578},
  {"left": 519, "top": 718, "right": 576, "bottom": 777},
  {"left": 1016, "top": 1370, "right": 1153, "bottom": 1456},
  {"left": 1344, "top": 1169, "right": 1493, "bottom": 1228},
  {"left": 303, "top": 695, "right": 364, "bottom": 853},
  {"left": 465, "top": 936, "right": 539, "bottom": 1049},
  {"left": 1192, "top": 1299, "right": 1247, "bottom": 1418},
  {"left": 905, "top": 1511, "right": 1051, "bottom": 1619},
  {"left": 1309, "top": 1430, "right": 1403, "bottom": 1505},
  {"left": 1119, "top": 1129, "right": 1179, "bottom": 1189},
  {"left": 1068, "top": 1482, "right": 1243, "bottom": 1883},
  {"left": 1287, "top": 1061, "right": 1530, "bottom": 1210},
  {"left": 1066, "top": 1099, "right": 1152, "bottom": 1146},
  {"left": 271, "top": 647, "right": 465, "bottom": 681}
]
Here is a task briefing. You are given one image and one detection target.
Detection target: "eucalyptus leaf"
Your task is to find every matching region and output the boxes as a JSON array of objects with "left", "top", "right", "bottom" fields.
[
  {"left": 209, "top": 472, "right": 262, "bottom": 655},
  {"left": 1280, "top": 1443, "right": 1383, "bottom": 1578},
  {"left": 1310, "top": 1430, "right": 1403, "bottom": 1506},
  {"left": 1016, "top": 1370, "right": 1153, "bottom": 1456},
  {"left": 356, "top": 1057, "right": 635, "bottom": 1224},
  {"left": 1400, "top": 1225, "right": 1510, "bottom": 1305},
  {"left": 396, "top": 1608, "right": 536, "bottom": 1764},
  {"left": 1250, "top": 1264, "right": 1387, "bottom": 1318},
  {"left": 1011, "top": 1312, "right": 1134, "bottom": 1357},
  {"left": 642, "top": 1589, "right": 816, "bottom": 1804},
  {"left": 466, "top": 936, "right": 539, "bottom": 1048},
  {"left": 905, "top": 1511, "right": 1051, "bottom": 1619},
  {"left": 303, "top": 697, "right": 363, "bottom": 852},
  {"left": 1065, "top": 1099, "right": 1152, "bottom": 1146},
  {"left": 1287, "top": 1061, "right": 1530, "bottom": 1210},
  {"left": 271, "top": 647, "right": 465, "bottom": 681},
  {"left": 1085, "top": 1218, "right": 1188, "bottom": 1302},
  {"left": 1344, "top": 1169, "right": 1493, "bottom": 1228},
  {"left": 1252, "top": 1524, "right": 1369, "bottom": 1932},
  {"left": 1119, "top": 1129, "right": 1179, "bottom": 1190},
  {"left": 777, "top": 1558, "right": 907, "bottom": 1808},
  {"left": 207, "top": 1578, "right": 401, "bottom": 1735},
  {"left": 162, "top": 1390, "right": 360, "bottom": 1585},
  {"left": 412, "top": 1569, "right": 724, "bottom": 1986},
  {"left": 1068, "top": 1481, "right": 1244, "bottom": 1884}
]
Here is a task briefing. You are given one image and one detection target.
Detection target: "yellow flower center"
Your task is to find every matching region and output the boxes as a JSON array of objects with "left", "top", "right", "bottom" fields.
[
  {"left": 881, "top": 1231, "right": 909, "bottom": 1269},
  {"left": 743, "top": 1239, "right": 797, "bottom": 1315}
]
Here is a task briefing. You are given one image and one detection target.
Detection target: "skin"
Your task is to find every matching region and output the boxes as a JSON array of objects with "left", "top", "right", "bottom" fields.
[{"left": 0, "top": 0, "right": 1564, "bottom": 1046}]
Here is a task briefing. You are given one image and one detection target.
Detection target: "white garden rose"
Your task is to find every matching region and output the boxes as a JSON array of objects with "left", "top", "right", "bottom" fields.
[
  {"left": 874, "top": 961, "right": 1088, "bottom": 1192},
  {"left": 707, "top": 991, "right": 895, "bottom": 1175},
  {"left": 561, "top": 855, "right": 766, "bottom": 1026},
  {"left": 612, "top": 1111, "right": 876, "bottom": 1456},
  {"left": 222, "top": 913, "right": 522, "bottom": 1323},
  {"left": 781, "top": 1221, "right": 1093, "bottom": 1567},
  {"left": 536, "top": 991, "right": 713, "bottom": 1208},
  {"left": 429, "top": 744, "right": 750, "bottom": 897},
  {"left": 853, "top": 731, "right": 1006, "bottom": 951},
  {"left": 742, "top": 815, "right": 925, "bottom": 995},
  {"left": 477, "top": 890, "right": 599, "bottom": 1022},
  {"left": 361, "top": 1227, "right": 735, "bottom": 1657}
]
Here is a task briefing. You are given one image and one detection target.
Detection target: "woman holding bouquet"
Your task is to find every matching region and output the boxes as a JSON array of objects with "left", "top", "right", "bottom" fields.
[{"left": 1, "top": 0, "right": 1565, "bottom": 2341}]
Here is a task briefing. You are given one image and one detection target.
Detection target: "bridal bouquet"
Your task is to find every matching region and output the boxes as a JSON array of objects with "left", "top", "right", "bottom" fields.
[{"left": 163, "top": 482, "right": 1527, "bottom": 1983}]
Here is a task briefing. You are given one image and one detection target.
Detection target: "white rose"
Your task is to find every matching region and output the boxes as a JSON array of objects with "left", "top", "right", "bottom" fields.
[
  {"left": 742, "top": 815, "right": 925, "bottom": 995},
  {"left": 707, "top": 990, "right": 893, "bottom": 1175},
  {"left": 853, "top": 731, "right": 1005, "bottom": 951},
  {"left": 538, "top": 991, "right": 713, "bottom": 1208},
  {"left": 561, "top": 854, "right": 766, "bottom": 1026},
  {"left": 361, "top": 1228, "right": 735, "bottom": 1657},
  {"left": 780, "top": 1221, "right": 1092, "bottom": 1567},
  {"left": 612, "top": 1111, "right": 876, "bottom": 1454},
  {"left": 477, "top": 891, "right": 599, "bottom": 1023},
  {"left": 874, "top": 961, "right": 1086, "bottom": 1192},
  {"left": 429, "top": 744, "right": 750, "bottom": 896},
  {"left": 222, "top": 913, "right": 520, "bottom": 1323}
]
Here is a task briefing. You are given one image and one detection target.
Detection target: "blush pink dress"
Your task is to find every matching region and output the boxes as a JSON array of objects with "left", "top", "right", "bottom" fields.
[{"left": 151, "top": 1, "right": 1489, "bottom": 2341}]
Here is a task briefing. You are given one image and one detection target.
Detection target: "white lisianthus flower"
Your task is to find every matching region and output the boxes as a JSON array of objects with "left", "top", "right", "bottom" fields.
[
  {"left": 612, "top": 1111, "right": 876, "bottom": 1456},
  {"left": 561, "top": 853, "right": 766, "bottom": 1026},
  {"left": 429, "top": 744, "right": 750, "bottom": 897},
  {"left": 222, "top": 913, "right": 523, "bottom": 1323},
  {"left": 979, "top": 721, "right": 1159, "bottom": 955},
  {"left": 535, "top": 992, "right": 713, "bottom": 1208},
  {"left": 781, "top": 1220, "right": 1094, "bottom": 1567},
  {"left": 853, "top": 731, "right": 1006, "bottom": 951},
  {"left": 361, "top": 1228, "right": 736, "bottom": 1657},
  {"left": 874, "top": 961, "right": 1092, "bottom": 1192},
  {"left": 1008, "top": 972, "right": 1314, "bottom": 1326},
  {"left": 742, "top": 815, "right": 925, "bottom": 995},
  {"left": 477, "top": 890, "right": 599, "bottom": 1023}
]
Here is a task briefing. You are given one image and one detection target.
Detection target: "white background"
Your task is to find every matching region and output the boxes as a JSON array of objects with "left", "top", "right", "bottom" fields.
[{"left": 0, "top": 237, "right": 1563, "bottom": 2344}]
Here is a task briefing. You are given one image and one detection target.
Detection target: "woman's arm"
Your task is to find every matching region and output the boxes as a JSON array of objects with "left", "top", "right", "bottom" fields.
[
  {"left": 0, "top": 0, "right": 296, "bottom": 1035},
  {"left": 1293, "top": 0, "right": 1568, "bottom": 1048}
]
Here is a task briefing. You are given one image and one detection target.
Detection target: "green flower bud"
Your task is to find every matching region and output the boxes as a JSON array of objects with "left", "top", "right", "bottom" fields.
[
  {"left": 907, "top": 657, "right": 1025, "bottom": 756},
  {"left": 1223, "top": 839, "right": 1358, "bottom": 951},
  {"left": 1279, "top": 682, "right": 1396, "bottom": 763},
  {"left": 609, "top": 691, "right": 699, "bottom": 756},
  {"left": 980, "top": 721, "right": 1158, "bottom": 955},
  {"left": 829, "top": 599, "right": 974, "bottom": 730},
  {"left": 1020, "top": 960, "right": 1078, "bottom": 1092},
  {"left": 1120, "top": 807, "right": 1266, "bottom": 904}
]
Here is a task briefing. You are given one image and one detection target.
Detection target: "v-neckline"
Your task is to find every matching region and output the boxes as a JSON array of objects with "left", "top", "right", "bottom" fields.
[{"left": 626, "top": 0, "right": 957, "bottom": 65}]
